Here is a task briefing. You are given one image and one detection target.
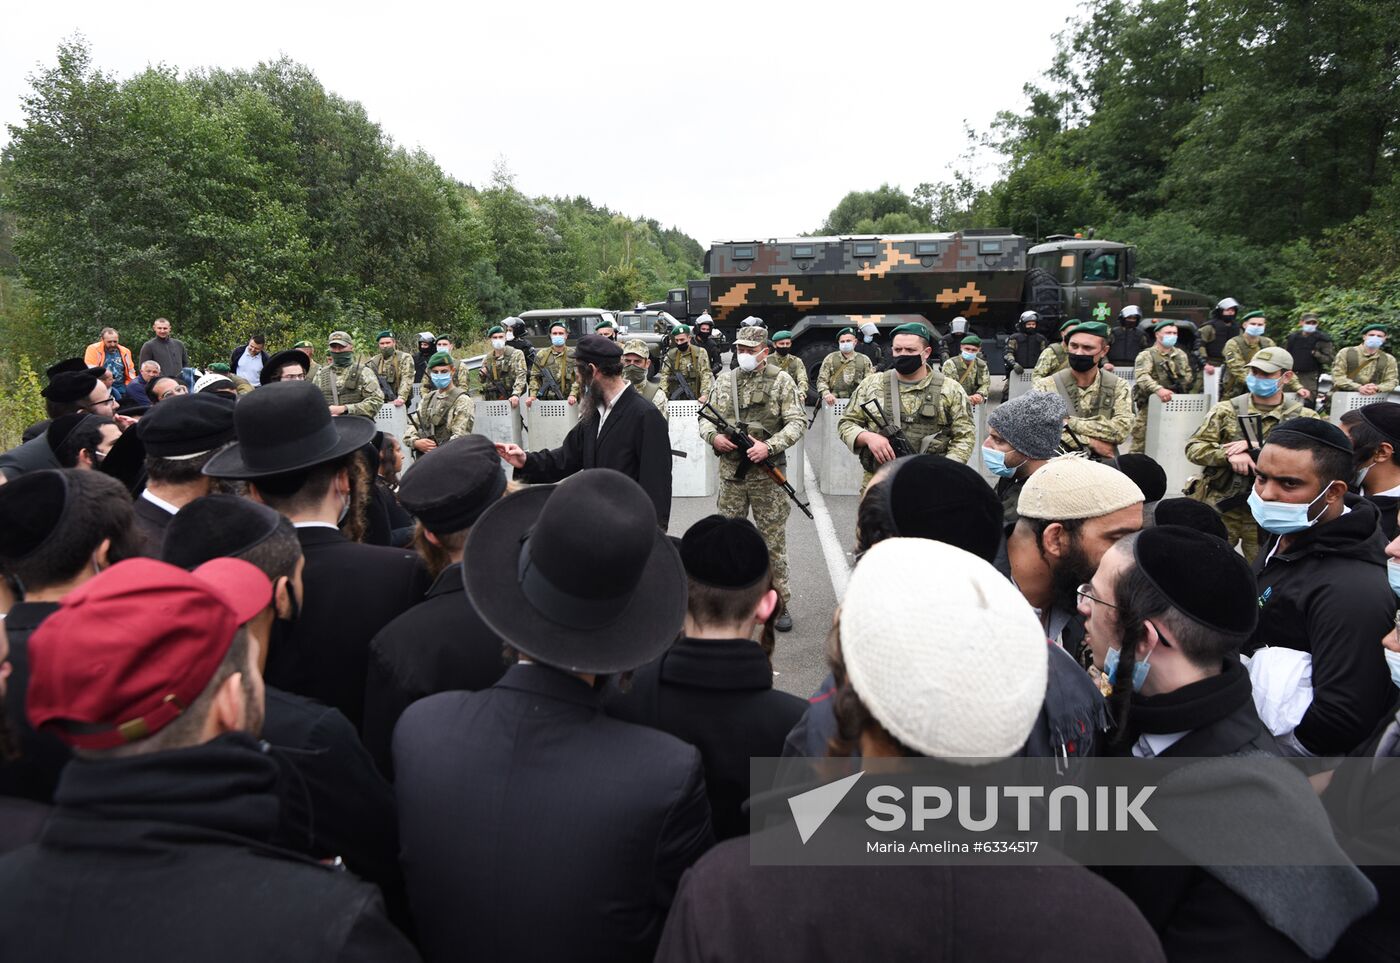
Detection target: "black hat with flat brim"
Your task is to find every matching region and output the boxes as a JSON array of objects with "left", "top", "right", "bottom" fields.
[
  {"left": 462, "top": 468, "right": 686, "bottom": 674},
  {"left": 203, "top": 381, "right": 376, "bottom": 479},
  {"left": 260, "top": 349, "right": 311, "bottom": 386}
]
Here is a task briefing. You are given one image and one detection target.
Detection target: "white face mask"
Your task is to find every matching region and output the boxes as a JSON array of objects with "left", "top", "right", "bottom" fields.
[
  {"left": 736, "top": 353, "right": 759, "bottom": 372},
  {"left": 839, "top": 341, "right": 855, "bottom": 354},
  {"left": 491, "top": 338, "right": 505, "bottom": 350}
]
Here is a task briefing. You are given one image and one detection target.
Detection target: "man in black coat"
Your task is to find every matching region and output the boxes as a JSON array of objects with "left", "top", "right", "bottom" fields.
[
  {"left": 1082, "top": 525, "right": 1378, "bottom": 961},
  {"left": 0, "top": 556, "right": 417, "bottom": 961},
  {"left": 0, "top": 368, "right": 112, "bottom": 481},
  {"left": 204, "top": 382, "right": 429, "bottom": 729},
  {"left": 1246, "top": 419, "right": 1396, "bottom": 756},
  {"left": 132, "top": 393, "right": 235, "bottom": 555},
  {"left": 497, "top": 334, "right": 672, "bottom": 529},
  {"left": 394, "top": 470, "right": 713, "bottom": 962},
  {"left": 363, "top": 436, "right": 513, "bottom": 776},
  {"left": 606, "top": 515, "right": 804, "bottom": 839}
]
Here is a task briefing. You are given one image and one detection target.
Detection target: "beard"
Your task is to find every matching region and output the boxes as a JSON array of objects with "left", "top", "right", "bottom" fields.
[
  {"left": 1049, "top": 535, "right": 1096, "bottom": 615},
  {"left": 577, "top": 369, "right": 605, "bottom": 421}
]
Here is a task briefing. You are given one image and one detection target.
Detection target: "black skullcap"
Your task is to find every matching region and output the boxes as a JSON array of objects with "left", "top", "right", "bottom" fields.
[
  {"left": 397, "top": 435, "right": 506, "bottom": 534},
  {"left": 45, "top": 413, "right": 95, "bottom": 456},
  {"left": 44, "top": 358, "right": 88, "bottom": 380},
  {"left": 573, "top": 334, "right": 623, "bottom": 366},
  {"left": 1150, "top": 498, "right": 1230, "bottom": 543},
  {"left": 1358, "top": 402, "right": 1400, "bottom": 445},
  {"left": 1133, "top": 525, "right": 1258, "bottom": 635},
  {"left": 86, "top": 366, "right": 109, "bottom": 381},
  {"left": 40, "top": 371, "right": 98, "bottom": 403},
  {"left": 137, "top": 394, "right": 236, "bottom": 458},
  {"left": 1266, "top": 416, "right": 1353, "bottom": 454},
  {"left": 160, "top": 494, "right": 284, "bottom": 570},
  {"left": 680, "top": 515, "right": 770, "bottom": 588},
  {"left": 1113, "top": 453, "right": 1168, "bottom": 503},
  {"left": 98, "top": 427, "right": 147, "bottom": 496},
  {"left": 886, "top": 455, "right": 1003, "bottom": 562},
  {"left": 0, "top": 471, "right": 69, "bottom": 561}
]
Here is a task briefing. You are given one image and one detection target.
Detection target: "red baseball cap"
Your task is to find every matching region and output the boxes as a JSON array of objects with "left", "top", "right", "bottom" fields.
[{"left": 27, "top": 557, "right": 272, "bottom": 749}]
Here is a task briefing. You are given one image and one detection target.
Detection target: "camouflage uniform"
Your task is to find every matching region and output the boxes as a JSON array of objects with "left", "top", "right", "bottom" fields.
[
  {"left": 404, "top": 384, "right": 475, "bottom": 447},
  {"left": 1222, "top": 336, "right": 1302, "bottom": 398},
  {"left": 770, "top": 353, "right": 809, "bottom": 399},
  {"left": 316, "top": 359, "right": 385, "bottom": 418},
  {"left": 838, "top": 367, "right": 976, "bottom": 489},
  {"left": 421, "top": 355, "right": 461, "bottom": 392},
  {"left": 622, "top": 339, "right": 668, "bottom": 415},
  {"left": 1130, "top": 346, "right": 1197, "bottom": 453},
  {"left": 941, "top": 355, "right": 991, "bottom": 401},
  {"left": 1031, "top": 343, "right": 1070, "bottom": 380},
  {"left": 1033, "top": 369, "right": 1135, "bottom": 454},
  {"left": 815, "top": 350, "right": 873, "bottom": 400},
  {"left": 1331, "top": 345, "right": 1399, "bottom": 392},
  {"left": 529, "top": 347, "right": 581, "bottom": 401},
  {"left": 369, "top": 350, "right": 416, "bottom": 404},
  {"left": 1184, "top": 394, "right": 1319, "bottom": 561},
  {"left": 229, "top": 374, "right": 255, "bottom": 396},
  {"left": 1196, "top": 319, "right": 1240, "bottom": 367},
  {"left": 699, "top": 331, "right": 805, "bottom": 605},
  {"left": 473, "top": 347, "right": 528, "bottom": 400},
  {"left": 659, "top": 344, "right": 714, "bottom": 401}
]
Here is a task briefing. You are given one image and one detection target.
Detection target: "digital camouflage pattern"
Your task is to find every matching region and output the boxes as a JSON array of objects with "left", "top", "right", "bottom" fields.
[
  {"left": 622, "top": 338, "right": 669, "bottom": 414},
  {"left": 659, "top": 344, "right": 714, "bottom": 401},
  {"left": 315, "top": 359, "right": 385, "bottom": 418},
  {"left": 370, "top": 350, "right": 416, "bottom": 404},
  {"left": 529, "top": 346, "right": 581, "bottom": 401},
  {"left": 941, "top": 354, "right": 991, "bottom": 401},
  {"left": 405, "top": 385, "right": 475, "bottom": 447},
  {"left": 1033, "top": 369, "right": 1135, "bottom": 451},
  {"left": 815, "top": 350, "right": 873, "bottom": 399},
  {"left": 1130, "top": 345, "right": 1199, "bottom": 452},
  {"left": 1032, "top": 342, "right": 1070, "bottom": 379},
  {"left": 474, "top": 347, "right": 528, "bottom": 400},
  {"left": 1331, "top": 345, "right": 1399, "bottom": 392},
  {"left": 1222, "top": 335, "right": 1303, "bottom": 398},
  {"left": 770, "top": 353, "right": 808, "bottom": 399},
  {"left": 838, "top": 367, "right": 976, "bottom": 486}
]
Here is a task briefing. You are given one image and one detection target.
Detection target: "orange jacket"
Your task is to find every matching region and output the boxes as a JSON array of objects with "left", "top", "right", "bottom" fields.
[{"left": 84, "top": 341, "right": 137, "bottom": 384}]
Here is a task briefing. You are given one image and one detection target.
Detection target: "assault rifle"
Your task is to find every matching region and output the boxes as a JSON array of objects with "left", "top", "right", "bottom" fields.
[
  {"left": 668, "top": 361, "right": 699, "bottom": 402},
  {"left": 858, "top": 399, "right": 916, "bottom": 459},
  {"left": 1215, "top": 413, "right": 1265, "bottom": 513},
  {"left": 534, "top": 358, "right": 567, "bottom": 401},
  {"left": 697, "top": 401, "right": 813, "bottom": 520}
]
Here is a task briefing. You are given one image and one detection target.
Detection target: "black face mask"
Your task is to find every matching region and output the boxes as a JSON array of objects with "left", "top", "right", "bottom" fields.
[
  {"left": 1067, "top": 353, "right": 1097, "bottom": 373},
  {"left": 893, "top": 354, "right": 925, "bottom": 376},
  {"left": 775, "top": 346, "right": 791, "bottom": 356}
]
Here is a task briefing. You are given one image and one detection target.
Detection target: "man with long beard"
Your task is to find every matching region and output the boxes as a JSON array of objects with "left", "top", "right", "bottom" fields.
[{"left": 497, "top": 335, "right": 672, "bottom": 529}]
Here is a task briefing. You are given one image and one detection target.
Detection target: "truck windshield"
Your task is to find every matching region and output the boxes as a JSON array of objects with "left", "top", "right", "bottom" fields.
[{"left": 1081, "top": 250, "right": 1120, "bottom": 282}]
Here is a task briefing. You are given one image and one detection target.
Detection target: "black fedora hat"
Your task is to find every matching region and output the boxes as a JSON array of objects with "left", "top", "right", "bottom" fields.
[
  {"left": 463, "top": 469, "right": 686, "bottom": 674},
  {"left": 202, "top": 381, "right": 376, "bottom": 479},
  {"left": 260, "top": 348, "right": 311, "bottom": 386}
]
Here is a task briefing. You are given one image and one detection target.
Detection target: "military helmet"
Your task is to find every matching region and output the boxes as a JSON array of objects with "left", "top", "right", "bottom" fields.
[
  {"left": 1119, "top": 305, "right": 1143, "bottom": 320},
  {"left": 1216, "top": 297, "right": 1241, "bottom": 312},
  {"left": 1019, "top": 310, "right": 1040, "bottom": 324}
]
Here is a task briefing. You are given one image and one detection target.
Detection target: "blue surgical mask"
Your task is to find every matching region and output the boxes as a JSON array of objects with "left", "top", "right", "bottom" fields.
[
  {"left": 839, "top": 341, "right": 855, "bottom": 354},
  {"left": 1388, "top": 559, "right": 1400, "bottom": 597},
  {"left": 980, "top": 446, "right": 1022, "bottom": 479},
  {"left": 961, "top": 350, "right": 977, "bottom": 362},
  {"left": 1386, "top": 649, "right": 1400, "bottom": 690},
  {"left": 1103, "top": 645, "right": 1150, "bottom": 693},
  {"left": 430, "top": 372, "right": 452, "bottom": 389},
  {"left": 1245, "top": 324, "right": 1266, "bottom": 337},
  {"left": 1246, "top": 374, "right": 1280, "bottom": 398},
  {"left": 1247, "top": 484, "right": 1332, "bottom": 535},
  {"left": 551, "top": 335, "right": 566, "bottom": 347},
  {"left": 1161, "top": 335, "right": 1178, "bottom": 348},
  {"left": 1302, "top": 324, "right": 1318, "bottom": 334},
  {"left": 1365, "top": 335, "right": 1384, "bottom": 350}
]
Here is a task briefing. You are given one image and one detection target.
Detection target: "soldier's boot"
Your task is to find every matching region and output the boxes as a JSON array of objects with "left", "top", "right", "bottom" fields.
[{"left": 775, "top": 606, "right": 793, "bottom": 633}]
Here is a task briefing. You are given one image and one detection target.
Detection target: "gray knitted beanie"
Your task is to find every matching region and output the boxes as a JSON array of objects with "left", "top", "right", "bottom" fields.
[{"left": 987, "top": 391, "right": 1067, "bottom": 460}]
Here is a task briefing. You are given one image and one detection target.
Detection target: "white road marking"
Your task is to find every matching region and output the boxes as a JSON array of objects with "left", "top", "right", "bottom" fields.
[{"left": 803, "top": 459, "right": 851, "bottom": 600}]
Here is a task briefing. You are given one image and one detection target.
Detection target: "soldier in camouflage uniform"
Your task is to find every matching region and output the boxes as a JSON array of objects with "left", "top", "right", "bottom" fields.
[
  {"left": 370, "top": 330, "right": 416, "bottom": 407},
  {"left": 660, "top": 324, "right": 715, "bottom": 402},
  {"left": 294, "top": 341, "right": 321, "bottom": 383},
  {"left": 406, "top": 351, "right": 475, "bottom": 454},
  {"left": 526, "top": 322, "right": 580, "bottom": 406},
  {"left": 316, "top": 330, "right": 385, "bottom": 419},
  {"left": 1031, "top": 319, "right": 1078, "bottom": 379},
  {"left": 1196, "top": 296, "right": 1241, "bottom": 374},
  {"left": 769, "top": 330, "right": 809, "bottom": 400},
  {"left": 1032, "top": 321, "right": 1134, "bottom": 459},
  {"left": 815, "top": 327, "right": 874, "bottom": 405},
  {"left": 473, "top": 325, "right": 528, "bottom": 406},
  {"left": 1331, "top": 322, "right": 1399, "bottom": 395},
  {"left": 1283, "top": 313, "right": 1336, "bottom": 404},
  {"left": 1004, "top": 312, "right": 1049, "bottom": 374},
  {"left": 622, "top": 339, "right": 668, "bottom": 414},
  {"left": 1221, "top": 311, "right": 1306, "bottom": 399},
  {"left": 206, "top": 363, "right": 254, "bottom": 395},
  {"left": 941, "top": 334, "right": 990, "bottom": 406},
  {"left": 700, "top": 324, "right": 805, "bottom": 631},
  {"left": 1185, "top": 346, "right": 1319, "bottom": 560},
  {"left": 839, "top": 322, "right": 976, "bottom": 490},
  {"left": 1130, "top": 320, "right": 1198, "bottom": 453},
  {"left": 421, "top": 335, "right": 460, "bottom": 391}
]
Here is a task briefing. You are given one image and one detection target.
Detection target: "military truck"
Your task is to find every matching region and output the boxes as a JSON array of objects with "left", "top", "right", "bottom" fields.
[
  {"left": 697, "top": 230, "right": 1213, "bottom": 387},
  {"left": 643, "top": 280, "right": 710, "bottom": 323}
]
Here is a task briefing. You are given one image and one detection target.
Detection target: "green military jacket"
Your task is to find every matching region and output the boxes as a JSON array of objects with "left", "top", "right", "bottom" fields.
[
  {"left": 1033, "top": 368, "right": 1135, "bottom": 446},
  {"left": 659, "top": 345, "right": 715, "bottom": 401},
  {"left": 1185, "top": 394, "right": 1319, "bottom": 503},
  {"left": 405, "top": 385, "right": 475, "bottom": 447},
  {"left": 1222, "top": 335, "right": 1302, "bottom": 396},
  {"left": 815, "top": 350, "right": 873, "bottom": 399},
  {"left": 369, "top": 350, "right": 416, "bottom": 404},
  {"left": 1331, "top": 345, "right": 1400, "bottom": 392},
  {"left": 699, "top": 365, "right": 805, "bottom": 481},
  {"left": 1031, "top": 343, "right": 1070, "bottom": 379},
  {"left": 941, "top": 355, "right": 991, "bottom": 400},
  {"left": 771, "top": 354, "right": 808, "bottom": 398},
  {"left": 838, "top": 367, "right": 975, "bottom": 469},
  {"left": 473, "top": 347, "right": 528, "bottom": 400},
  {"left": 529, "top": 347, "right": 580, "bottom": 401},
  {"left": 630, "top": 378, "right": 669, "bottom": 414},
  {"left": 1133, "top": 346, "right": 1198, "bottom": 399},
  {"left": 316, "top": 359, "right": 385, "bottom": 418}
]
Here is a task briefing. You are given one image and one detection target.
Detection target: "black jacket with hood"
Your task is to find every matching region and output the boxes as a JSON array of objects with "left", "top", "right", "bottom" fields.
[{"left": 1249, "top": 496, "right": 1398, "bottom": 756}]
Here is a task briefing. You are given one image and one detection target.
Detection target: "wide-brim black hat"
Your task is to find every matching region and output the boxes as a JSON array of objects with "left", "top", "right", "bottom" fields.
[
  {"left": 203, "top": 381, "right": 376, "bottom": 479},
  {"left": 462, "top": 472, "right": 687, "bottom": 674},
  {"left": 260, "top": 348, "right": 311, "bottom": 386}
]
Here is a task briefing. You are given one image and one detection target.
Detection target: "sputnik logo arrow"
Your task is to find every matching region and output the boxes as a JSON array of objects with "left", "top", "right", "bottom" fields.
[{"left": 787, "top": 771, "right": 864, "bottom": 844}]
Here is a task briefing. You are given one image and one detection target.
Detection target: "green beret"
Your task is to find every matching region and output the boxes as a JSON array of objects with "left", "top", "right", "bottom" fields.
[
  {"left": 1362, "top": 322, "right": 1388, "bottom": 336},
  {"left": 1152, "top": 319, "right": 1180, "bottom": 333},
  {"left": 671, "top": 324, "right": 691, "bottom": 336},
  {"left": 960, "top": 334, "right": 982, "bottom": 347},
  {"left": 293, "top": 340, "right": 314, "bottom": 349},
  {"left": 837, "top": 327, "right": 856, "bottom": 338},
  {"left": 427, "top": 351, "right": 455, "bottom": 368},
  {"left": 890, "top": 322, "right": 931, "bottom": 343},
  {"left": 208, "top": 363, "right": 231, "bottom": 374},
  {"left": 376, "top": 330, "right": 394, "bottom": 341},
  {"left": 595, "top": 319, "right": 616, "bottom": 331},
  {"left": 486, "top": 325, "right": 504, "bottom": 336},
  {"left": 1064, "top": 321, "right": 1111, "bottom": 340},
  {"left": 772, "top": 330, "right": 794, "bottom": 341},
  {"left": 1240, "top": 310, "right": 1266, "bottom": 323}
]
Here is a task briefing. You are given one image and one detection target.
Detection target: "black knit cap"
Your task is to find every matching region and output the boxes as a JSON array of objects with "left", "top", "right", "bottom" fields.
[
  {"left": 1266, "top": 416, "right": 1353, "bottom": 455},
  {"left": 680, "top": 515, "right": 769, "bottom": 588},
  {"left": 574, "top": 334, "right": 622, "bottom": 366},
  {"left": 1113, "top": 453, "right": 1168, "bottom": 503},
  {"left": 1151, "top": 498, "right": 1230, "bottom": 543},
  {"left": 886, "top": 455, "right": 1003, "bottom": 562},
  {"left": 1358, "top": 402, "right": 1400, "bottom": 445},
  {"left": 0, "top": 471, "right": 69, "bottom": 561},
  {"left": 160, "top": 494, "right": 284, "bottom": 570},
  {"left": 397, "top": 435, "right": 506, "bottom": 534},
  {"left": 41, "top": 371, "right": 98, "bottom": 403},
  {"left": 1133, "top": 525, "right": 1258, "bottom": 635},
  {"left": 137, "top": 394, "right": 236, "bottom": 458}
]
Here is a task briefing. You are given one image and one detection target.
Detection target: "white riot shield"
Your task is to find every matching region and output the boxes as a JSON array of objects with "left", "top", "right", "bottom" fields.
[
  {"left": 967, "top": 401, "right": 993, "bottom": 483},
  {"left": 526, "top": 400, "right": 577, "bottom": 452},
  {"left": 787, "top": 428, "right": 806, "bottom": 497},
  {"left": 667, "top": 401, "right": 717, "bottom": 498},
  {"left": 408, "top": 383, "right": 422, "bottom": 414},
  {"left": 1328, "top": 390, "right": 1389, "bottom": 427},
  {"left": 374, "top": 404, "right": 410, "bottom": 467},
  {"left": 472, "top": 400, "right": 523, "bottom": 480},
  {"left": 1145, "top": 394, "right": 1212, "bottom": 497},
  {"left": 1202, "top": 367, "right": 1221, "bottom": 407},
  {"left": 814, "top": 400, "right": 864, "bottom": 496},
  {"left": 1007, "top": 369, "right": 1036, "bottom": 400}
]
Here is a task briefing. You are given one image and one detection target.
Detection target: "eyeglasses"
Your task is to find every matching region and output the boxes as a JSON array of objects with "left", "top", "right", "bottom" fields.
[
  {"left": 279, "top": 372, "right": 306, "bottom": 381},
  {"left": 82, "top": 394, "right": 118, "bottom": 411},
  {"left": 1076, "top": 583, "right": 1119, "bottom": 610}
]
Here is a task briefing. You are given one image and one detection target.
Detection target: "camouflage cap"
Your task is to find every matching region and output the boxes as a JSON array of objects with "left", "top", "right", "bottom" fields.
[
  {"left": 771, "top": 330, "right": 794, "bottom": 342},
  {"left": 1249, "top": 346, "right": 1294, "bottom": 374},
  {"left": 961, "top": 334, "right": 982, "bottom": 347},
  {"left": 890, "top": 322, "right": 931, "bottom": 343},
  {"left": 734, "top": 325, "right": 769, "bottom": 348},
  {"left": 486, "top": 325, "right": 504, "bottom": 336},
  {"left": 1063, "top": 321, "right": 1111, "bottom": 341},
  {"left": 621, "top": 339, "right": 650, "bottom": 358},
  {"left": 293, "top": 340, "right": 314, "bottom": 350},
  {"left": 328, "top": 330, "right": 353, "bottom": 347},
  {"left": 427, "top": 351, "right": 455, "bottom": 368}
]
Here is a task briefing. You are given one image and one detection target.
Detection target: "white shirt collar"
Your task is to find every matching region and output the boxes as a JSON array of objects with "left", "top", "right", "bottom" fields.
[
  {"left": 1132, "top": 730, "right": 1190, "bottom": 758},
  {"left": 140, "top": 489, "right": 181, "bottom": 516},
  {"left": 292, "top": 521, "right": 341, "bottom": 531}
]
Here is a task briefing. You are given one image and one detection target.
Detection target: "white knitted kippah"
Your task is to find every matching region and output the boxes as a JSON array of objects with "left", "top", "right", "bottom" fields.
[
  {"left": 839, "top": 538, "right": 1048, "bottom": 762},
  {"left": 1017, "top": 454, "right": 1145, "bottom": 521}
]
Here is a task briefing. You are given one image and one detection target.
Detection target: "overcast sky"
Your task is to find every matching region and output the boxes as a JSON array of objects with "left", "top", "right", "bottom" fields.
[{"left": 1, "top": 0, "right": 1083, "bottom": 245}]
